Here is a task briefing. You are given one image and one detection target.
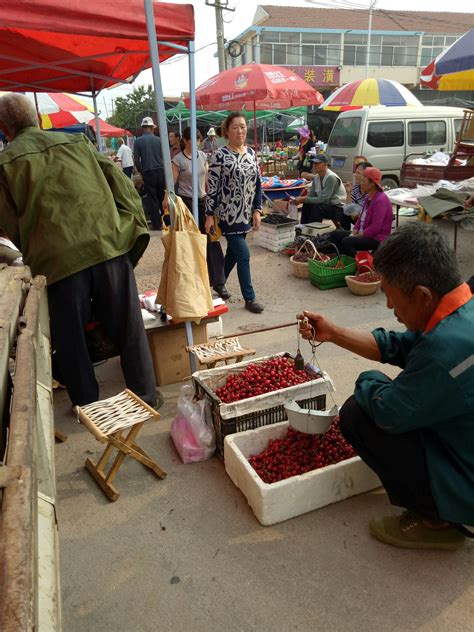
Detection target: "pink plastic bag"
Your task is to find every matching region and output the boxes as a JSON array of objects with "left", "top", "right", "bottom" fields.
[{"left": 170, "top": 385, "right": 215, "bottom": 463}]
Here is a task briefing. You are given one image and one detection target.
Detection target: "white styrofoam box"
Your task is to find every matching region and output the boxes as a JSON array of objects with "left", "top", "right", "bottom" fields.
[
  {"left": 207, "top": 317, "right": 223, "bottom": 339},
  {"left": 224, "top": 421, "right": 381, "bottom": 526}
]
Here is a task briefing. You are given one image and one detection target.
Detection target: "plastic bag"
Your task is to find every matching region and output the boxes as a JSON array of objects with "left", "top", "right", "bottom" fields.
[
  {"left": 170, "top": 385, "right": 215, "bottom": 463},
  {"left": 288, "top": 200, "right": 299, "bottom": 220}
]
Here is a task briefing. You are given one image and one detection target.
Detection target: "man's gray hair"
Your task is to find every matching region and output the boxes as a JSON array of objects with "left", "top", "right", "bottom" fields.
[
  {"left": 374, "top": 223, "right": 461, "bottom": 296},
  {"left": 0, "top": 93, "right": 39, "bottom": 137}
]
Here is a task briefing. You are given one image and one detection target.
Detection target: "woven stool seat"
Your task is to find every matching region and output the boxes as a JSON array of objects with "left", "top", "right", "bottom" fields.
[{"left": 75, "top": 389, "right": 167, "bottom": 501}]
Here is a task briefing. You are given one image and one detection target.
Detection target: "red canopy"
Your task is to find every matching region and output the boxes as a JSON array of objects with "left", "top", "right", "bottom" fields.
[
  {"left": 0, "top": 1, "right": 194, "bottom": 93},
  {"left": 189, "top": 64, "right": 324, "bottom": 110},
  {"left": 89, "top": 119, "right": 132, "bottom": 138}
]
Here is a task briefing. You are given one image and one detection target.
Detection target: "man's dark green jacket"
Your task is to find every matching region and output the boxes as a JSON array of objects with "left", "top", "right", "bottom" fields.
[
  {"left": 0, "top": 127, "right": 149, "bottom": 285},
  {"left": 355, "top": 284, "right": 474, "bottom": 525}
]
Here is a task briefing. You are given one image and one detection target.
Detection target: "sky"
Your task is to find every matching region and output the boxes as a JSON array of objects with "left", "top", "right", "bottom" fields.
[{"left": 99, "top": 0, "right": 474, "bottom": 117}]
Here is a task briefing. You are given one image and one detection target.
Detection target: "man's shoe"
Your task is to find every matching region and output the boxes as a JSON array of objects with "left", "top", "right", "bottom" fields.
[
  {"left": 150, "top": 389, "right": 164, "bottom": 411},
  {"left": 369, "top": 511, "right": 466, "bottom": 551},
  {"left": 245, "top": 300, "right": 264, "bottom": 314},
  {"left": 213, "top": 284, "right": 230, "bottom": 300}
]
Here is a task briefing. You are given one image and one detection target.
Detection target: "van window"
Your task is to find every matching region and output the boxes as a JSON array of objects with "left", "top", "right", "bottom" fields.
[
  {"left": 367, "top": 121, "right": 404, "bottom": 148},
  {"left": 408, "top": 121, "right": 446, "bottom": 146},
  {"left": 454, "top": 119, "right": 463, "bottom": 141},
  {"left": 328, "top": 116, "right": 361, "bottom": 148}
]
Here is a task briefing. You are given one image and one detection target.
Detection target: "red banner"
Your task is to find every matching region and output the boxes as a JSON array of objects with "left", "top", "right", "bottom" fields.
[{"left": 286, "top": 66, "right": 340, "bottom": 88}]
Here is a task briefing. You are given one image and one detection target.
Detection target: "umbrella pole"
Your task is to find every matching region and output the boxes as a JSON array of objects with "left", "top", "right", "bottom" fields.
[
  {"left": 253, "top": 104, "right": 258, "bottom": 153},
  {"left": 33, "top": 93, "right": 42, "bottom": 129},
  {"left": 92, "top": 90, "right": 103, "bottom": 153}
]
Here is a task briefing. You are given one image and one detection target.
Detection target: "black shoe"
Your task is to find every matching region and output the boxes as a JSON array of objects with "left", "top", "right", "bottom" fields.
[
  {"left": 245, "top": 300, "right": 264, "bottom": 314},
  {"left": 213, "top": 284, "right": 230, "bottom": 300},
  {"left": 151, "top": 389, "right": 164, "bottom": 411}
]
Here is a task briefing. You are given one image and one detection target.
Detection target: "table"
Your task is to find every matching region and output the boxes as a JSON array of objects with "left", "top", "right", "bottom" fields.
[
  {"left": 386, "top": 192, "right": 420, "bottom": 228},
  {"left": 386, "top": 191, "right": 467, "bottom": 251}
]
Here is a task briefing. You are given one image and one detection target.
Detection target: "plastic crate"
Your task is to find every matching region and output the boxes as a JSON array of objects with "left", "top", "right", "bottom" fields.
[{"left": 192, "top": 353, "right": 332, "bottom": 456}]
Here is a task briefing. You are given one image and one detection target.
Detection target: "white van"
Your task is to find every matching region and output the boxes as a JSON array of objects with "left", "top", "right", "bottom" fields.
[{"left": 325, "top": 106, "right": 465, "bottom": 189}]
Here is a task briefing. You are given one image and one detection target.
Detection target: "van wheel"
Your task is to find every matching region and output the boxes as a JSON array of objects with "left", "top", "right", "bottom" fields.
[{"left": 381, "top": 177, "right": 399, "bottom": 191}]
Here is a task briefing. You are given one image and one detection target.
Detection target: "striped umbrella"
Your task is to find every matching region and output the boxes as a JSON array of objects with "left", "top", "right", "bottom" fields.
[
  {"left": 420, "top": 29, "right": 474, "bottom": 91},
  {"left": 320, "top": 78, "right": 422, "bottom": 111},
  {"left": 24, "top": 92, "right": 95, "bottom": 129}
]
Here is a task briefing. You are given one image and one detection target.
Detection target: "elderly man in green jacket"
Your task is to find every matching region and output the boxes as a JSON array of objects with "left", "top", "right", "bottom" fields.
[
  {"left": 300, "top": 223, "right": 473, "bottom": 551},
  {"left": 0, "top": 93, "right": 159, "bottom": 409}
]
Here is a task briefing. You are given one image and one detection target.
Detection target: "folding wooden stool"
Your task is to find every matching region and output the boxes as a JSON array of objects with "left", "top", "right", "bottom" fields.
[{"left": 74, "top": 389, "right": 167, "bottom": 501}]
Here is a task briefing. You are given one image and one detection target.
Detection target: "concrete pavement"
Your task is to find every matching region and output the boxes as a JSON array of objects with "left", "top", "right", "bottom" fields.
[{"left": 55, "top": 219, "right": 474, "bottom": 632}]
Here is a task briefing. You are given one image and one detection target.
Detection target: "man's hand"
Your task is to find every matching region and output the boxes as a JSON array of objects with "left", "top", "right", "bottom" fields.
[
  {"left": 204, "top": 215, "right": 215, "bottom": 234},
  {"left": 297, "top": 311, "right": 336, "bottom": 343},
  {"left": 465, "top": 194, "right": 474, "bottom": 209},
  {"left": 252, "top": 211, "right": 261, "bottom": 230}
]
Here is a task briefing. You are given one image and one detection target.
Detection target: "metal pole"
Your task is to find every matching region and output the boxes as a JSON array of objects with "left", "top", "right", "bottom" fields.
[
  {"left": 144, "top": 0, "right": 196, "bottom": 371},
  {"left": 144, "top": 0, "right": 174, "bottom": 213},
  {"left": 188, "top": 41, "right": 199, "bottom": 225},
  {"left": 92, "top": 90, "right": 103, "bottom": 153},
  {"left": 366, "top": 1, "right": 377, "bottom": 79},
  {"left": 178, "top": 113, "right": 182, "bottom": 136}
]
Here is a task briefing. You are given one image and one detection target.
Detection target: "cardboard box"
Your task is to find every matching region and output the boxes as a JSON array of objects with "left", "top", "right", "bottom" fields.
[{"left": 224, "top": 421, "right": 381, "bottom": 526}]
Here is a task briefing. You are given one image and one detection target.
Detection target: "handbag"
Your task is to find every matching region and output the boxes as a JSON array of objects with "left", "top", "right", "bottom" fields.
[
  {"left": 156, "top": 192, "right": 214, "bottom": 322},
  {"left": 355, "top": 251, "right": 374, "bottom": 274}
]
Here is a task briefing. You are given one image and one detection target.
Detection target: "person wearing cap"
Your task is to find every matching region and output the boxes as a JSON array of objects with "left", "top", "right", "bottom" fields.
[
  {"left": 201, "top": 128, "right": 219, "bottom": 158},
  {"left": 329, "top": 166, "right": 393, "bottom": 257},
  {"left": 299, "top": 222, "right": 474, "bottom": 551},
  {"left": 296, "top": 125, "right": 315, "bottom": 176},
  {"left": 133, "top": 116, "right": 165, "bottom": 231},
  {"left": 0, "top": 93, "right": 160, "bottom": 410},
  {"left": 294, "top": 154, "right": 349, "bottom": 229}
]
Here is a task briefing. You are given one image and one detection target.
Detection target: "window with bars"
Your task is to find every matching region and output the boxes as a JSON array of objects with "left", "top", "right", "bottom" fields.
[
  {"left": 420, "top": 34, "right": 461, "bottom": 68},
  {"left": 343, "top": 33, "right": 419, "bottom": 66}
]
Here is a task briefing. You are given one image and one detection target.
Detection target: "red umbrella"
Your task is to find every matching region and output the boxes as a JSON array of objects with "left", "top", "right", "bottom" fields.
[{"left": 188, "top": 64, "right": 324, "bottom": 150}]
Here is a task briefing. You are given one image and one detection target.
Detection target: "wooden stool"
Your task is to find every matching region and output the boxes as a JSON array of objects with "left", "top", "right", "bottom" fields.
[
  {"left": 74, "top": 389, "right": 167, "bottom": 501},
  {"left": 186, "top": 337, "right": 255, "bottom": 369}
]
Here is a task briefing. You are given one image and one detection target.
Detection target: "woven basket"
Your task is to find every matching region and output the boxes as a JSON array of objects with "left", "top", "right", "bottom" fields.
[
  {"left": 290, "top": 240, "right": 327, "bottom": 279},
  {"left": 309, "top": 252, "right": 356, "bottom": 290},
  {"left": 345, "top": 274, "right": 381, "bottom": 296}
]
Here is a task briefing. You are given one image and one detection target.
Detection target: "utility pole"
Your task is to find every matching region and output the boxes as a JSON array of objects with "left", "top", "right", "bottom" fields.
[
  {"left": 206, "top": 0, "right": 235, "bottom": 72},
  {"left": 366, "top": 0, "right": 378, "bottom": 79}
]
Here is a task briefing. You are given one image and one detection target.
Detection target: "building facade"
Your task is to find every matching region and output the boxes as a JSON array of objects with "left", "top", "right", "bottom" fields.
[{"left": 226, "top": 6, "right": 474, "bottom": 105}]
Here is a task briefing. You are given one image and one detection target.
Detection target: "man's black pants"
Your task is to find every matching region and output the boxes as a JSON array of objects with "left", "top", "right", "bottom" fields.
[
  {"left": 301, "top": 202, "right": 351, "bottom": 230},
  {"left": 48, "top": 254, "right": 156, "bottom": 407},
  {"left": 142, "top": 168, "right": 165, "bottom": 229},
  {"left": 339, "top": 395, "right": 440, "bottom": 520}
]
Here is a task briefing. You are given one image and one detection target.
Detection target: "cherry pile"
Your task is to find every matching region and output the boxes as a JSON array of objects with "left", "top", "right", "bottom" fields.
[
  {"left": 248, "top": 418, "right": 356, "bottom": 484},
  {"left": 215, "top": 357, "right": 315, "bottom": 403},
  {"left": 355, "top": 271, "right": 381, "bottom": 284},
  {"left": 292, "top": 252, "right": 329, "bottom": 263}
]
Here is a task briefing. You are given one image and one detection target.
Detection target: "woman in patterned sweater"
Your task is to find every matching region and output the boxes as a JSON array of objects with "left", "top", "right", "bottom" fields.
[{"left": 205, "top": 112, "right": 264, "bottom": 314}]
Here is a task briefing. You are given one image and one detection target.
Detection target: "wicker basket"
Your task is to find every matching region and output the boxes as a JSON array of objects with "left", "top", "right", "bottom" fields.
[
  {"left": 309, "top": 252, "right": 356, "bottom": 290},
  {"left": 290, "top": 240, "right": 328, "bottom": 279},
  {"left": 345, "top": 275, "right": 381, "bottom": 296}
]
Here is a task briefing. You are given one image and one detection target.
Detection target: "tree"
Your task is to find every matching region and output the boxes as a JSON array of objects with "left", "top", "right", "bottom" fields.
[{"left": 108, "top": 85, "right": 156, "bottom": 130}]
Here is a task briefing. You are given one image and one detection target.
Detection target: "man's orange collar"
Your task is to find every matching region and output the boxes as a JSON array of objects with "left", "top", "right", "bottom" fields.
[{"left": 424, "top": 283, "right": 472, "bottom": 334}]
